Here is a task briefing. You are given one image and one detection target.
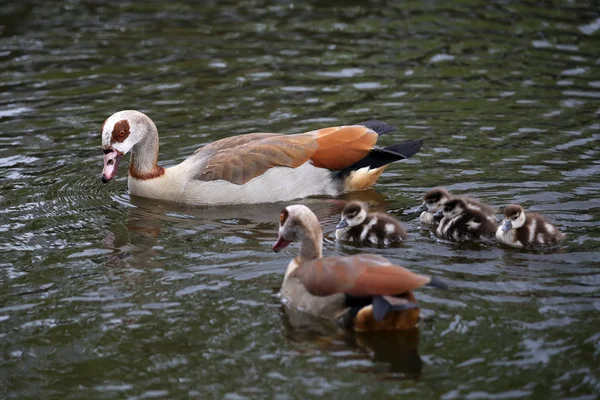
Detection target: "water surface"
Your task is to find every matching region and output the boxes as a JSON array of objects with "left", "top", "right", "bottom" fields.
[{"left": 1, "top": 1, "right": 600, "bottom": 398}]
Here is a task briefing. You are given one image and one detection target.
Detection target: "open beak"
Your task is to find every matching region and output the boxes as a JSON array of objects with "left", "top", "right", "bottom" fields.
[
  {"left": 501, "top": 220, "right": 512, "bottom": 232},
  {"left": 272, "top": 235, "right": 291, "bottom": 252},
  {"left": 336, "top": 218, "right": 349, "bottom": 229},
  {"left": 102, "top": 149, "right": 123, "bottom": 183},
  {"left": 416, "top": 203, "right": 427, "bottom": 213}
]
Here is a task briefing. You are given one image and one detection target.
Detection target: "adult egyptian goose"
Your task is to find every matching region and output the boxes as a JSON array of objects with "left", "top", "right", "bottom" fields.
[
  {"left": 273, "top": 204, "right": 446, "bottom": 331},
  {"left": 335, "top": 201, "right": 408, "bottom": 246},
  {"left": 433, "top": 198, "right": 498, "bottom": 243},
  {"left": 416, "top": 187, "right": 497, "bottom": 225},
  {"left": 100, "top": 110, "right": 423, "bottom": 205},
  {"left": 496, "top": 204, "right": 565, "bottom": 248}
]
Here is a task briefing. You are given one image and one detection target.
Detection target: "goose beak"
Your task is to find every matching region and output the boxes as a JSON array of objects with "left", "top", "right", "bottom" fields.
[
  {"left": 416, "top": 203, "right": 427, "bottom": 213},
  {"left": 501, "top": 220, "right": 512, "bottom": 232},
  {"left": 433, "top": 210, "right": 443, "bottom": 220},
  {"left": 273, "top": 235, "right": 291, "bottom": 252},
  {"left": 335, "top": 219, "right": 349, "bottom": 229},
  {"left": 102, "top": 149, "right": 123, "bottom": 183}
]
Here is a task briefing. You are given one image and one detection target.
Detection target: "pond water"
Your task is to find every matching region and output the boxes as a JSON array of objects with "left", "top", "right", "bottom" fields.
[{"left": 1, "top": 0, "right": 600, "bottom": 398}]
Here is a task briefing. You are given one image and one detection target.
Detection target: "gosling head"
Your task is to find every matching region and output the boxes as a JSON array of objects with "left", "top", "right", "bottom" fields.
[
  {"left": 501, "top": 204, "right": 526, "bottom": 232},
  {"left": 336, "top": 202, "right": 368, "bottom": 229},
  {"left": 417, "top": 187, "right": 451, "bottom": 213},
  {"left": 434, "top": 198, "right": 467, "bottom": 220}
]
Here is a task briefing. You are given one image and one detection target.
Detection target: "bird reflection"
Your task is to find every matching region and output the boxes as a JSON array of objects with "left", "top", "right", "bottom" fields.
[
  {"left": 280, "top": 304, "right": 422, "bottom": 377},
  {"left": 102, "top": 189, "right": 391, "bottom": 269}
]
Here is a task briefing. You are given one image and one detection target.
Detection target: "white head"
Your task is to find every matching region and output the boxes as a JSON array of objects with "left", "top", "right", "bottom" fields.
[
  {"left": 100, "top": 110, "right": 158, "bottom": 182},
  {"left": 272, "top": 204, "right": 323, "bottom": 261},
  {"left": 336, "top": 202, "right": 368, "bottom": 230},
  {"left": 501, "top": 204, "right": 526, "bottom": 232}
]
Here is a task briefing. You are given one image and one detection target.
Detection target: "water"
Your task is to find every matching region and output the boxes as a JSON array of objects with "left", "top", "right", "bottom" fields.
[{"left": 1, "top": 0, "right": 600, "bottom": 398}]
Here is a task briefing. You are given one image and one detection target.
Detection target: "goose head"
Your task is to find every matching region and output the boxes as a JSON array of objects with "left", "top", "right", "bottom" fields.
[
  {"left": 417, "top": 187, "right": 451, "bottom": 213},
  {"left": 336, "top": 201, "right": 368, "bottom": 229},
  {"left": 273, "top": 204, "right": 323, "bottom": 261},
  {"left": 501, "top": 204, "right": 526, "bottom": 232},
  {"left": 101, "top": 110, "right": 157, "bottom": 182},
  {"left": 434, "top": 198, "right": 467, "bottom": 220}
]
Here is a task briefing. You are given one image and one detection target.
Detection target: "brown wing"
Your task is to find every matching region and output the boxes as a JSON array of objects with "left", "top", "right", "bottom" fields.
[
  {"left": 311, "top": 126, "right": 378, "bottom": 170},
  {"left": 196, "top": 134, "right": 318, "bottom": 184},
  {"left": 194, "top": 125, "right": 378, "bottom": 185},
  {"left": 297, "top": 254, "right": 431, "bottom": 297},
  {"left": 193, "top": 133, "right": 281, "bottom": 155}
]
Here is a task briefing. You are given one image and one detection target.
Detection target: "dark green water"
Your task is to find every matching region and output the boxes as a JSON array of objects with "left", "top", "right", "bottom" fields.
[{"left": 1, "top": 1, "right": 600, "bottom": 398}]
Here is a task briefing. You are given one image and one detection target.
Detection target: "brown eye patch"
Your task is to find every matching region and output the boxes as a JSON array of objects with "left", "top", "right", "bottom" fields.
[
  {"left": 279, "top": 209, "right": 289, "bottom": 225},
  {"left": 111, "top": 119, "right": 130, "bottom": 143}
]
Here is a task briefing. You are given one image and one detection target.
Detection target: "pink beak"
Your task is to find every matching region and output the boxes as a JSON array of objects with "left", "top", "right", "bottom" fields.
[
  {"left": 102, "top": 149, "right": 123, "bottom": 183},
  {"left": 273, "top": 235, "right": 291, "bottom": 252}
]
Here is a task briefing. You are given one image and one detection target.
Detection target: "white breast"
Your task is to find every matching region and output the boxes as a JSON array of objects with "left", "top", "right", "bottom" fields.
[
  {"left": 129, "top": 162, "right": 340, "bottom": 205},
  {"left": 420, "top": 211, "right": 437, "bottom": 225},
  {"left": 496, "top": 226, "right": 522, "bottom": 247}
]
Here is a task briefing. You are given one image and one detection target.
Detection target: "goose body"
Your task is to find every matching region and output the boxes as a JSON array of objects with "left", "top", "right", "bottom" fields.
[
  {"left": 100, "top": 110, "right": 423, "bottom": 205},
  {"left": 273, "top": 204, "right": 446, "bottom": 331},
  {"left": 434, "top": 198, "right": 498, "bottom": 243},
  {"left": 496, "top": 204, "right": 565, "bottom": 248},
  {"left": 335, "top": 201, "right": 408, "bottom": 246},
  {"left": 416, "top": 187, "right": 497, "bottom": 225}
]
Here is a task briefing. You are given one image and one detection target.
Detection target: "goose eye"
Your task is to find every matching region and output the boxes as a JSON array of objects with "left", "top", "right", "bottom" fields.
[
  {"left": 512, "top": 215, "right": 518, "bottom": 220},
  {"left": 118, "top": 130, "right": 125, "bottom": 138}
]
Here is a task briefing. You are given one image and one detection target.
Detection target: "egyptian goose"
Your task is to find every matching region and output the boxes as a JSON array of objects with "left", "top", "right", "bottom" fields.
[
  {"left": 273, "top": 204, "right": 446, "bottom": 331},
  {"left": 335, "top": 201, "right": 408, "bottom": 246},
  {"left": 100, "top": 110, "right": 423, "bottom": 205},
  {"left": 496, "top": 204, "right": 565, "bottom": 248},
  {"left": 416, "top": 187, "right": 497, "bottom": 225},
  {"left": 434, "top": 198, "right": 498, "bottom": 242}
]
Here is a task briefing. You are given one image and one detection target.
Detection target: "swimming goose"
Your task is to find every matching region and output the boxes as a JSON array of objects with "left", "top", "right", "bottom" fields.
[
  {"left": 496, "top": 204, "right": 565, "bottom": 248},
  {"left": 335, "top": 201, "right": 408, "bottom": 246},
  {"left": 416, "top": 187, "right": 497, "bottom": 225},
  {"left": 434, "top": 198, "right": 498, "bottom": 242},
  {"left": 273, "top": 204, "right": 446, "bottom": 331},
  {"left": 100, "top": 110, "right": 423, "bottom": 205}
]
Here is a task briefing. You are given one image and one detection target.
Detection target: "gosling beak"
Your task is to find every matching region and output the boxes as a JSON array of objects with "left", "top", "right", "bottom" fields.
[
  {"left": 102, "top": 148, "right": 123, "bottom": 183},
  {"left": 501, "top": 220, "right": 512, "bottom": 232},
  {"left": 433, "top": 210, "right": 444, "bottom": 221},
  {"left": 335, "top": 218, "right": 349, "bottom": 230},
  {"left": 416, "top": 203, "right": 427, "bottom": 213},
  {"left": 273, "top": 235, "right": 291, "bottom": 252}
]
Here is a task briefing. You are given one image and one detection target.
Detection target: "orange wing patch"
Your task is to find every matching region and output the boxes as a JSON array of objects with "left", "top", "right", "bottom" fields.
[
  {"left": 197, "top": 134, "right": 318, "bottom": 185},
  {"left": 354, "top": 292, "right": 420, "bottom": 332},
  {"left": 310, "top": 126, "right": 378, "bottom": 170}
]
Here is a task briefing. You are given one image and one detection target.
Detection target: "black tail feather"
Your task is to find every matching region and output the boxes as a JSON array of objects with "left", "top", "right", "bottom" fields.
[
  {"left": 359, "top": 120, "right": 397, "bottom": 135},
  {"left": 337, "top": 139, "right": 424, "bottom": 178},
  {"left": 383, "top": 139, "right": 424, "bottom": 159},
  {"left": 372, "top": 296, "right": 419, "bottom": 321},
  {"left": 427, "top": 276, "right": 449, "bottom": 290}
]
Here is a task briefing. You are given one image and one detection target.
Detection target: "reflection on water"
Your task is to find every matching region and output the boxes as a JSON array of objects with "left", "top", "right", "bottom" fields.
[
  {"left": 280, "top": 304, "right": 422, "bottom": 376},
  {"left": 1, "top": 0, "right": 600, "bottom": 398}
]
